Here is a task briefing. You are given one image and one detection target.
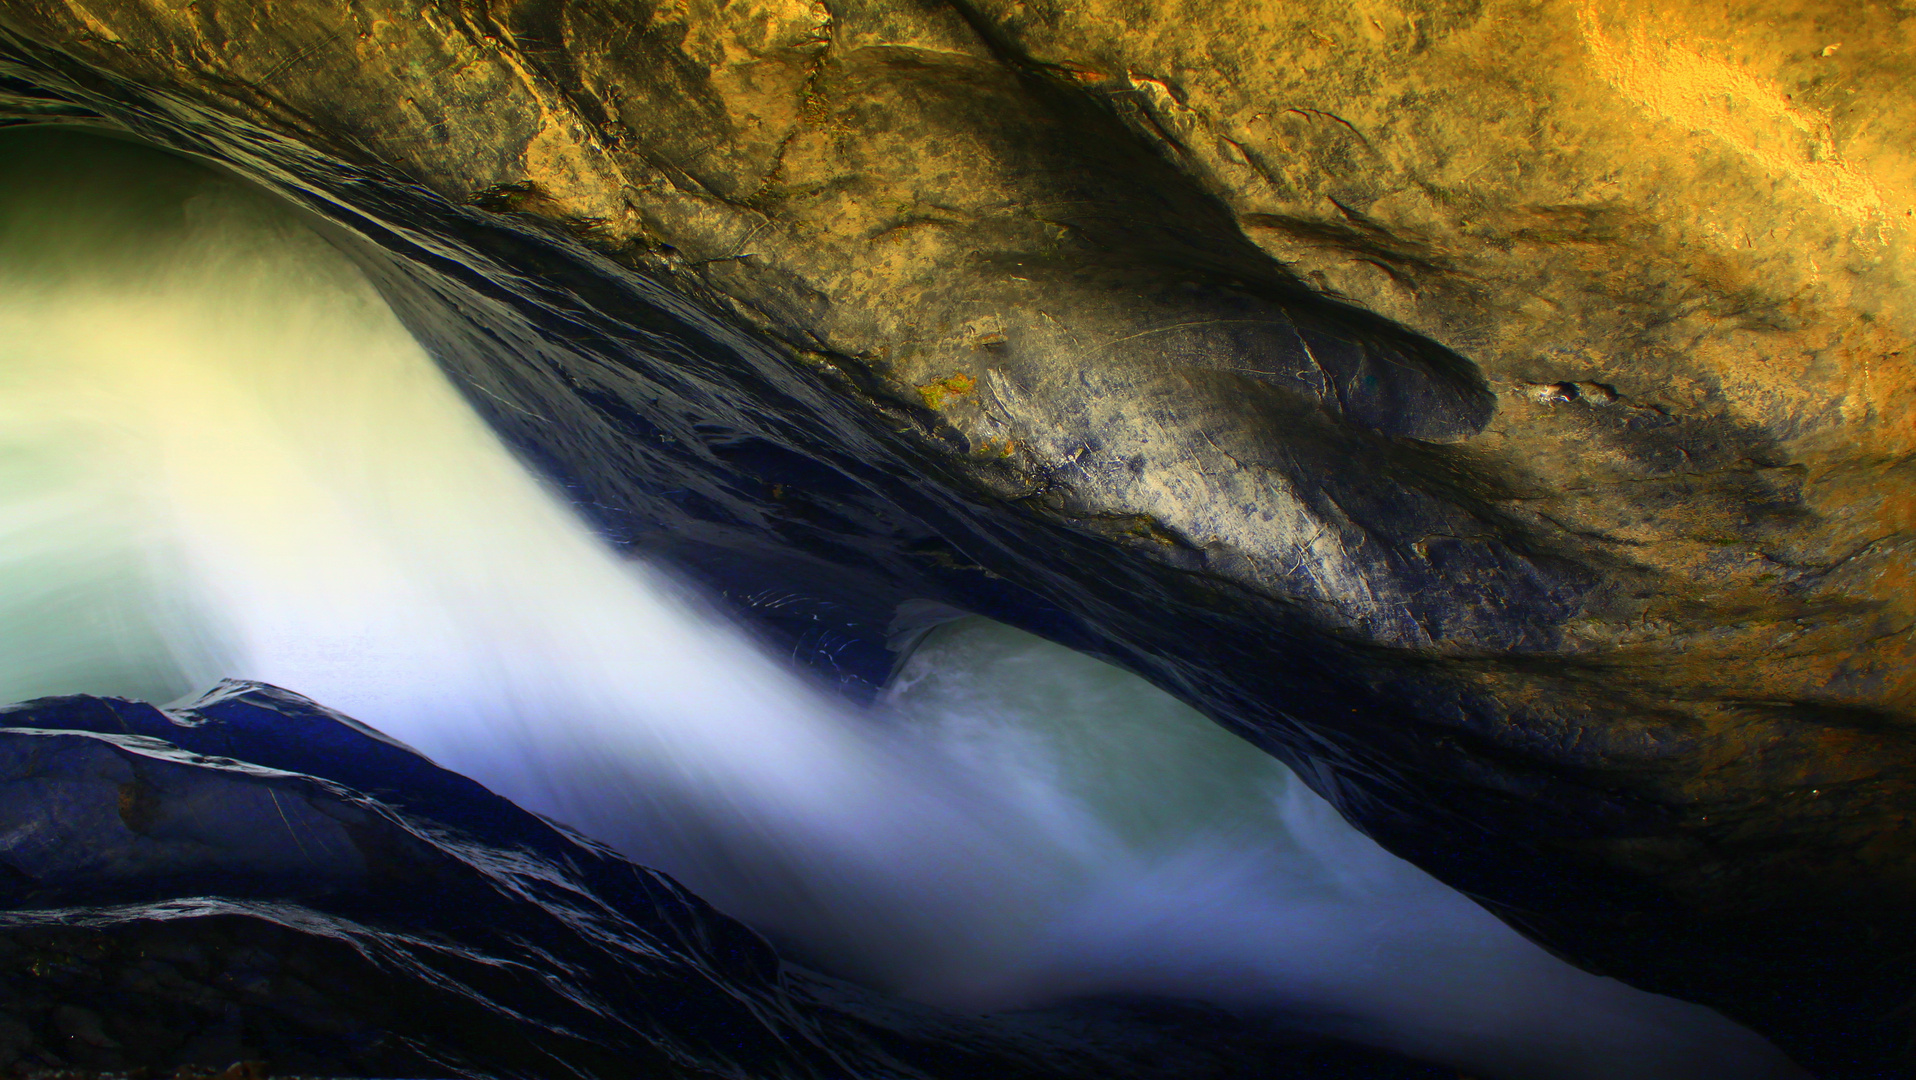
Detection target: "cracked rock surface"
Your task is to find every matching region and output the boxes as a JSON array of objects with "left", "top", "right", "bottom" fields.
[{"left": 0, "top": 1, "right": 1913, "bottom": 1074}]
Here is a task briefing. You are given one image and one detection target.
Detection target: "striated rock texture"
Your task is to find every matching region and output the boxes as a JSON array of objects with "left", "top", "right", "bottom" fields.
[
  {"left": 0, "top": 1, "right": 1912, "bottom": 1074},
  {"left": 0, "top": 682, "right": 1442, "bottom": 1079}
]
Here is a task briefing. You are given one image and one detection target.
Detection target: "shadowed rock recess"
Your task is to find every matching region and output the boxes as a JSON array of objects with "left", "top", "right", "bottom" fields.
[{"left": 0, "top": 0, "right": 1910, "bottom": 1075}]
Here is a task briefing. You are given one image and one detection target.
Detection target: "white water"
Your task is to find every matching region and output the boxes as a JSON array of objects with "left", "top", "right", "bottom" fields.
[{"left": 0, "top": 129, "right": 1804, "bottom": 1079}]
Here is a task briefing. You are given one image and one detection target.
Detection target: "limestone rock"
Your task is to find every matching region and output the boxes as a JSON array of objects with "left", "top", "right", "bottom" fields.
[{"left": 0, "top": 2, "right": 1913, "bottom": 1073}]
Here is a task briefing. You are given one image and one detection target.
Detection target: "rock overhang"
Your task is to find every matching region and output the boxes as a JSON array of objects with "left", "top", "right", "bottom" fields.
[{"left": 0, "top": 2, "right": 1913, "bottom": 1073}]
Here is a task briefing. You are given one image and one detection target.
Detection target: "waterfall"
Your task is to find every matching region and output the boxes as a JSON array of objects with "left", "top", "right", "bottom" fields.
[{"left": 0, "top": 127, "right": 1803, "bottom": 1080}]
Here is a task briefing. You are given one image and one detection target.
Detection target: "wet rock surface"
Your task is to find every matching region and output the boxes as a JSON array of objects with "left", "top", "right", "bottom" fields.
[
  {"left": 0, "top": 683, "right": 1448, "bottom": 1080},
  {"left": 0, "top": 2, "right": 1910, "bottom": 1074}
]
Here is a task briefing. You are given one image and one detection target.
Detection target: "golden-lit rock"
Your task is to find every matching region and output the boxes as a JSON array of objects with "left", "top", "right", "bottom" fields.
[{"left": 2, "top": 0, "right": 1914, "bottom": 1072}]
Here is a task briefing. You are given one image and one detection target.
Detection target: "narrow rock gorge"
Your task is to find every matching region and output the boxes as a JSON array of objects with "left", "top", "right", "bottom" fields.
[{"left": 0, "top": 2, "right": 1911, "bottom": 1077}]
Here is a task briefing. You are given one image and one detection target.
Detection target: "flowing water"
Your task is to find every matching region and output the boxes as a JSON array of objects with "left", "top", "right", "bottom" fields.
[{"left": 0, "top": 128, "right": 1805, "bottom": 1080}]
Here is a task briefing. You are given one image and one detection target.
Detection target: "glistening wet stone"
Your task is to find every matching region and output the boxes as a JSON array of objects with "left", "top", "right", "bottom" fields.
[{"left": 0, "top": 682, "right": 1450, "bottom": 1080}]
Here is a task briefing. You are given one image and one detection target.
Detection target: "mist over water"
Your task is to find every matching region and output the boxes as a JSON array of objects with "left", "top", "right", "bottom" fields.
[{"left": 0, "top": 129, "right": 1804, "bottom": 1079}]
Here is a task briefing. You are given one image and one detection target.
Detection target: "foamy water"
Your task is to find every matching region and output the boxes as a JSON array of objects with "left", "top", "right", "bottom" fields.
[{"left": 0, "top": 128, "right": 1804, "bottom": 1080}]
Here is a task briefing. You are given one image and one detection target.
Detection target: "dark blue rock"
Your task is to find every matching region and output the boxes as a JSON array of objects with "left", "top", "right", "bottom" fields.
[{"left": 0, "top": 682, "right": 1447, "bottom": 1079}]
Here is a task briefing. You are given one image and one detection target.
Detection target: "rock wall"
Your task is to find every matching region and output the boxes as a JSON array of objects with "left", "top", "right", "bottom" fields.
[{"left": 1, "top": 1, "right": 1913, "bottom": 1073}]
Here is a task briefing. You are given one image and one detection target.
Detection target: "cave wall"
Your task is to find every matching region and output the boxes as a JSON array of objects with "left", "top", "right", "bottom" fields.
[{"left": 1, "top": 1, "right": 1914, "bottom": 1073}]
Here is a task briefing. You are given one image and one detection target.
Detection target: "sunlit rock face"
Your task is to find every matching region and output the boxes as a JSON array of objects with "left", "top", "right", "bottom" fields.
[{"left": 0, "top": 1, "right": 1911, "bottom": 1074}]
